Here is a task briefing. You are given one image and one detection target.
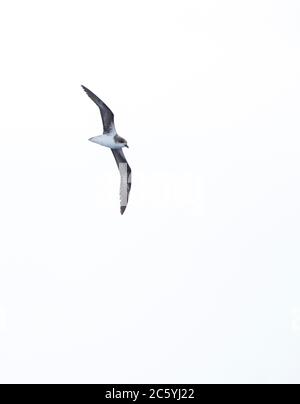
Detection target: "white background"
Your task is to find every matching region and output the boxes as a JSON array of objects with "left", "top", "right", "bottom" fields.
[{"left": 0, "top": 0, "right": 300, "bottom": 384}]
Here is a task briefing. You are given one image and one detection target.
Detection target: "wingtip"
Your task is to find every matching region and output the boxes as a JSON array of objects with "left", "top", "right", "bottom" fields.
[{"left": 120, "top": 206, "right": 126, "bottom": 215}]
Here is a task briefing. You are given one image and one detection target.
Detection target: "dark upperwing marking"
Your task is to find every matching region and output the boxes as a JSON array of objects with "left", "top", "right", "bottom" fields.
[
  {"left": 81, "top": 85, "right": 115, "bottom": 134},
  {"left": 111, "top": 149, "right": 132, "bottom": 215}
]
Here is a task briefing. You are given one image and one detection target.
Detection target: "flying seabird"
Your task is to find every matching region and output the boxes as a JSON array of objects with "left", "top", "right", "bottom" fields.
[{"left": 81, "top": 85, "right": 131, "bottom": 215}]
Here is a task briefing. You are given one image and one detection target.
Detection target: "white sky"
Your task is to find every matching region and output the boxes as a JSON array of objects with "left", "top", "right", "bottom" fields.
[{"left": 0, "top": 0, "right": 300, "bottom": 384}]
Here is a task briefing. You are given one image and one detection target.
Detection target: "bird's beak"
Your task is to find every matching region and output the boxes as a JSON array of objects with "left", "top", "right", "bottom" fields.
[{"left": 125, "top": 144, "right": 129, "bottom": 148}]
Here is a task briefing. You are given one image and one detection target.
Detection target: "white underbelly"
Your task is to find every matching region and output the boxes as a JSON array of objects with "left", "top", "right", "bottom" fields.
[{"left": 90, "top": 135, "right": 123, "bottom": 149}]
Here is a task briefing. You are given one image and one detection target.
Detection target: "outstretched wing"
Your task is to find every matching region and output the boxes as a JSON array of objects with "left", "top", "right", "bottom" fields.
[
  {"left": 81, "top": 85, "right": 116, "bottom": 134},
  {"left": 111, "top": 149, "right": 132, "bottom": 215}
]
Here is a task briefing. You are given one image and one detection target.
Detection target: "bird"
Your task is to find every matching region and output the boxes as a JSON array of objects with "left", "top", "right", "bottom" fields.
[{"left": 81, "top": 85, "right": 131, "bottom": 215}]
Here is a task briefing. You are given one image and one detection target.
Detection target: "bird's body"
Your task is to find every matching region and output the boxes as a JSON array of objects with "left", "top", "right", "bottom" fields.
[
  {"left": 89, "top": 134, "right": 127, "bottom": 149},
  {"left": 81, "top": 85, "right": 131, "bottom": 215}
]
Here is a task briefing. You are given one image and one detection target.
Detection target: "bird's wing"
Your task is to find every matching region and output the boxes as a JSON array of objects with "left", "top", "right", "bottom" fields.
[
  {"left": 81, "top": 85, "right": 116, "bottom": 134},
  {"left": 111, "top": 149, "right": 132, "bottom": 215}
]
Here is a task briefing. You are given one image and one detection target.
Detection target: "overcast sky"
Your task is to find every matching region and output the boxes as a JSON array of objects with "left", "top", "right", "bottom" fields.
[{"left": 0, "top": 0, "right": 300, "bottom": 384}]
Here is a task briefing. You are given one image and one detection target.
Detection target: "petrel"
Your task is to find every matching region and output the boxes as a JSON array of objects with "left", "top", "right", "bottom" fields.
[{"left": 81, "top": 85, "right": 131, "bottom": 215}]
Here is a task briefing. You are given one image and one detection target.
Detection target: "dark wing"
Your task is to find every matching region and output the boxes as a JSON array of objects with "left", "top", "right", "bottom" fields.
[
  {"left": 111, "top": 149, "right": 132, "bottom": 215},
  {"left": 81, "top": 85, "right": 116, "bottom": 134}
]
